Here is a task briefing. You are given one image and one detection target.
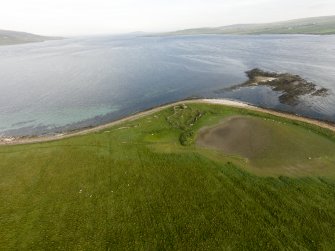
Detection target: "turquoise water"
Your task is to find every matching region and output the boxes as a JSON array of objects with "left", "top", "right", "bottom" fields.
[{"left": 0, "top": 34, "right": 335, "bottom": 136}]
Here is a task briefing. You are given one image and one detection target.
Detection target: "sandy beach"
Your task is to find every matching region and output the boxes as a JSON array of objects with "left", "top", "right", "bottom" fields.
[{"left": 1, "top": 98, "right": 335, "bottom": 145}]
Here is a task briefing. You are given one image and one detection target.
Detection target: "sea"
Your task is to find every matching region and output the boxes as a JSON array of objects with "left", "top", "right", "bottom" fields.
[{"left": 1, "top": 34, "right": 335, "bottom": 136}]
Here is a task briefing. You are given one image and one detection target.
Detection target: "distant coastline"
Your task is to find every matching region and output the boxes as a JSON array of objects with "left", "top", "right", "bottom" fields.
[
  {"left": 0, "top": 29, "right": 62, "bottom": 46},
  {"left": 1, "top": 98, "right": 334, "bottom": 146},
  {"left": 160, "top": 15, "right": 335, "bottom": 36}
]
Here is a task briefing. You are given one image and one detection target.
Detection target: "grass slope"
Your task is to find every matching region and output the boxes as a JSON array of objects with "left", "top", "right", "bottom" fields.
[
  {"left": 0, "top": 30, "right": 61, "bottom": 46},
  {"left": 166, "top": 15, "right": 335, "bottom": 35},
  {"left": 1, "top": 103, "right": 335, "bottom": 250}
]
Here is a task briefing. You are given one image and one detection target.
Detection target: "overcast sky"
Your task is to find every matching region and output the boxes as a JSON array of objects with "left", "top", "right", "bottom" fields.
[{"left": 1, "top": 0, "right": 334, "bottom": 36}]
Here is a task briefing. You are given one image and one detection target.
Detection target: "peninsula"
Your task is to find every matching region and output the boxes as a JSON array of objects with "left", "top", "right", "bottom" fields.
[{"left": 1, "top": 99, "right": 335, "bottom": 250}]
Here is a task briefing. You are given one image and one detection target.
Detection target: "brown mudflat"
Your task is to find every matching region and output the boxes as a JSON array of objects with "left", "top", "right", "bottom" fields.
[{"left": 196, "top": 116, "right": 273, "bottom": 158}]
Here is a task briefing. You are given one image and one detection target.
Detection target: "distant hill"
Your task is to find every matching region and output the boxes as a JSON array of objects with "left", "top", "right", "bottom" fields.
[
  {"left": 0, "top": 29, "right": 62, "bottom": 46},
  {"left": 165, "top": 16, "right": 335, "bottom": 36}
]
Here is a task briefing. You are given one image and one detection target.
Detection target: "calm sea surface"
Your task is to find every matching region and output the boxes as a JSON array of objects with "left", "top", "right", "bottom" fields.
[{"left": 1, "top": 34, "right": 335, "bottom": 136}]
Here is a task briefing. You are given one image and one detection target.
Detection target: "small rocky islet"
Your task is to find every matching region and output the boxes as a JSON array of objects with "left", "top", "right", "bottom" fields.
[{"left": 227, "top": 68, "right": 329, "bottom": 106}]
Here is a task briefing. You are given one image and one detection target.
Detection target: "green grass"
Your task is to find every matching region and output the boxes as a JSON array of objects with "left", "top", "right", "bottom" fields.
[
  {"left": 166, "top": 16, "right": 335, "bottom": 36},
  {"left": 1, "top": 103, "right": 335, "bottom": 250}
]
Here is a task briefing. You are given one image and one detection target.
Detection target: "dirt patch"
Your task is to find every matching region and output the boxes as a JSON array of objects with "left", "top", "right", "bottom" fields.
[{"left": 196, "top": 116, "right": 273, "bottom": 158}]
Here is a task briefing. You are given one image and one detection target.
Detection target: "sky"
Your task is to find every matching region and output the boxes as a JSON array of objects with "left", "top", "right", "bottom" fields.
[{"left": 0, "top": 0, "right": 334, "bottom": 36}]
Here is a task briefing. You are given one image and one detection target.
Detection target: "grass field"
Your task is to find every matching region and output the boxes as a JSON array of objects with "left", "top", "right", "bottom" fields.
[{"left": 1, "top": 103, "right": 335, "bottom": 250}]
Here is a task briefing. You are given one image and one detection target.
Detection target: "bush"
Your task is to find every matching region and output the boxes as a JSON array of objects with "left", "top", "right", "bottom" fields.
[{"left": 179, "top": 130, "right": 195, "bottom": 146}]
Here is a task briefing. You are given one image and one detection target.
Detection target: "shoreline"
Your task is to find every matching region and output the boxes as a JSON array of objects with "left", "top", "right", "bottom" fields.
[{"left": 1, "top": 98, "right": 335, "bottom": 146}]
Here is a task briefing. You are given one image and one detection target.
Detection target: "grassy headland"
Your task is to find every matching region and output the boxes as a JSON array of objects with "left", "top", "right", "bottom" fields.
[
  {"left": 1, "top": 102, "right": 335, "bottom": 250},
  {"left": 0, "top": 30, "right": 61, "bottom": 46}
]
